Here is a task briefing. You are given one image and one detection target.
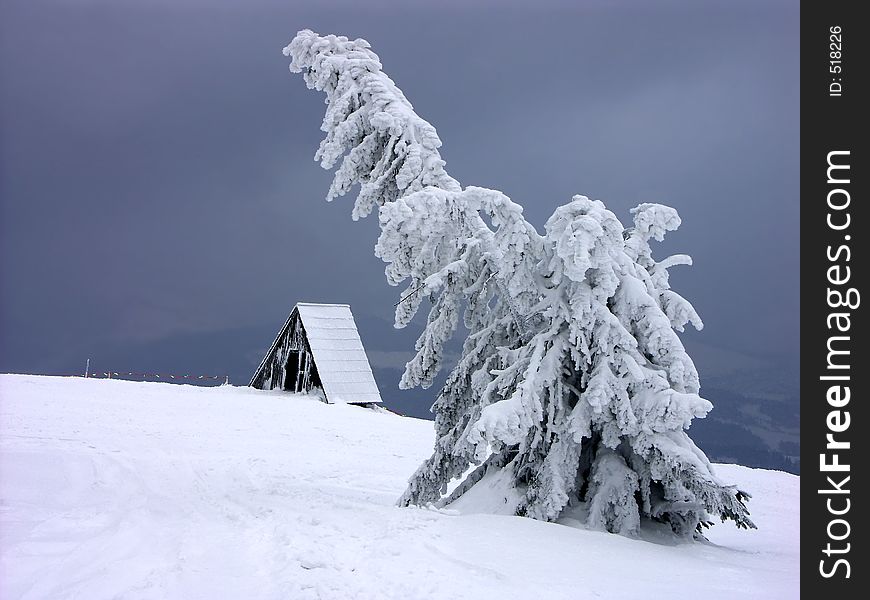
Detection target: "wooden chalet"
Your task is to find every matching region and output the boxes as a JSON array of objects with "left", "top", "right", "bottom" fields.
[{"left": 249, "top": 303, "right": 382, "bottom": 405}]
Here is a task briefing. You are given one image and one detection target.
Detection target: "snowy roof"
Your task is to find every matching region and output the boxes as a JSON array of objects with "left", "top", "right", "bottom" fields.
[{"left": 295, "top": 303, "right": 383, "bottom": 405}]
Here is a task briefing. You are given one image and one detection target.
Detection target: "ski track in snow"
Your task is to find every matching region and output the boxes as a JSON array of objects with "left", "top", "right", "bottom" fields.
[{"left": 0, "top": 375, "right": 798, "bottom": 599}]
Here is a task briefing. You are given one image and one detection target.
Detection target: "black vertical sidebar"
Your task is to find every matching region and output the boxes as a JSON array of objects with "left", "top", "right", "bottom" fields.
[{"left": 802, "top": 1, "right": 867, "bottom": 597}]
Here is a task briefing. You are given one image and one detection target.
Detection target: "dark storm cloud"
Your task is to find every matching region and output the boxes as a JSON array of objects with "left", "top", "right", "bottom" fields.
[{"left": 1, "top": 1, "right": 798, "bottom": 415}]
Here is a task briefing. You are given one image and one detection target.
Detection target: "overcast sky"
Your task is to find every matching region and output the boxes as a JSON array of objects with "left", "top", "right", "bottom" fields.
[{"left": 1, "top": 0, "right": 799, "bottom": 414}]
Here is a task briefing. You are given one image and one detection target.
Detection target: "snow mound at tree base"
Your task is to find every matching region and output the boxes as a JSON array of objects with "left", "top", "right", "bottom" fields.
[
  {"left": 0, "top": 375, "right": 798, "bottom": 599},
  {"left": 447, "top": 458, "right": 766, "bottom": 545}
]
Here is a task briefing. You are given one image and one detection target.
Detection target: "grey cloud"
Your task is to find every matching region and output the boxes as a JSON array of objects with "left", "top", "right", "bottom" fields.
[{"left": 1, "top": 1, "right": 798, "bottom": 419}]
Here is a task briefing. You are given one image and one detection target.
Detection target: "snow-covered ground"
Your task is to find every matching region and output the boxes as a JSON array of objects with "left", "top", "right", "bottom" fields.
[{"left": 0, "top": 375, "right": 798, "bottom": 599}]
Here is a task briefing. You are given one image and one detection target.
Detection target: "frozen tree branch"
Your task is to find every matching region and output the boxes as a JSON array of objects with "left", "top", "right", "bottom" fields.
[{"left": 283, "top": 29, "right": 754, "bottom": 536}]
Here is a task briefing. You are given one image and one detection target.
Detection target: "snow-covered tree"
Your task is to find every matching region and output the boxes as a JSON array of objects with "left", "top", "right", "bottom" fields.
[{"left": 283, "top": 30, "right": 754, "bottom": 536}]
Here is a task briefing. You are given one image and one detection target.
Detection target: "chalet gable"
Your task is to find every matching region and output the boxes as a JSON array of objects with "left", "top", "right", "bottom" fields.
[{"left": 250, "top": 303, "right": 382, "bottom": 405}]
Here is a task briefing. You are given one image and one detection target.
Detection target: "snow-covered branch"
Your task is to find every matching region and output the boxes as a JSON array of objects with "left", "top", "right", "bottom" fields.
[{"left": 284, "top": 29, "right": 753, "bottom": 536}]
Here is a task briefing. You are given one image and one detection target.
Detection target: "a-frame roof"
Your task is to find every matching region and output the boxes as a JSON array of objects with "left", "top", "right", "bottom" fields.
[{"left": 252, "top": 302, "right": 382, "bottom": 405}]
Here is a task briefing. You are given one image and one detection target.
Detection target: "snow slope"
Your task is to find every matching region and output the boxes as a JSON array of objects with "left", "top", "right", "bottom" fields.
[{"left": 0, "top": 375, "right": 798, "bottom": 599}]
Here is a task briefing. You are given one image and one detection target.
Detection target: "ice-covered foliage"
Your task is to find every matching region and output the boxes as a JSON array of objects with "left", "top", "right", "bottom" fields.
[
  {"left": 284, "top": 30, "right": 754, "bottom": 536},
  {"left": 284, "top": 29, "right": 459, "bottom": 221}
]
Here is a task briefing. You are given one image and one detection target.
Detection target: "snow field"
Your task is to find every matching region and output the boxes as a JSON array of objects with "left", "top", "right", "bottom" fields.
[{"left": 0, "top": 375, "right": 798, "bottom": 599}]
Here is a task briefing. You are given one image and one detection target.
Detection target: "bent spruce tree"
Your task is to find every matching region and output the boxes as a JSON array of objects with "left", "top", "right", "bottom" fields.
[{"left": 283, "top": 30, "right": 754, "bottom": 536}]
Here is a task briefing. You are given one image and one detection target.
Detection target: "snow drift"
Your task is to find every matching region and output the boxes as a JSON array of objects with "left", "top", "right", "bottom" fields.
[{"left": 1, "top": 375, "right": 797, "bottom": 599}]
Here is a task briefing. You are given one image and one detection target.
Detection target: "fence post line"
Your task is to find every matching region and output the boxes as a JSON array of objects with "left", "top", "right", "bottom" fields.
[{"left": 78, "top": 370, "right": 229, "bottom": 383}]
